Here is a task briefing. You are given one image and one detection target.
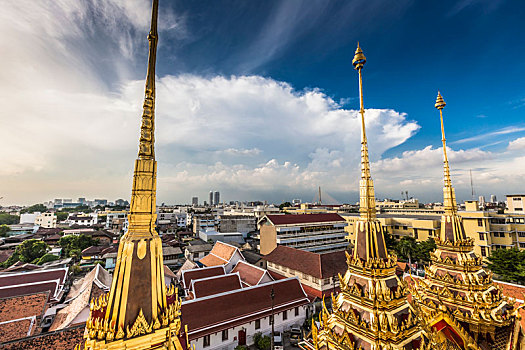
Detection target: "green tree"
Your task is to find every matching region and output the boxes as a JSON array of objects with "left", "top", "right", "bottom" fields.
[
  {"left": 0, "top": 225, "right": 10, "bottom": 237},
  {"left": 279, "top": 202, "right": 292, "bottom": 210},
  {"left": 56, "top": 212, "right": 69, "bottom": 221},
  {"left": 486, "top": 248, "right": 525, "bottom": 284},
  {"left": 395, "top": 236, "right": 418, "bottom": 263},
  {"left": 15, "top": 239, "right": 49, "bottom": 263},
  {"left": 0, "top": 213, "right": 19, "bottom": 225},
  {"left": 36, "top": 253, "right": 60, "bottom": 265},
  {"left": 414, "top": 238, "right": 436, "bottom": 265},
  {"left": 21, "top": 204, "right": 47, "bottom": 213},
  {"left": 59, "top": 234, "right": 96, "bottom": 258}
]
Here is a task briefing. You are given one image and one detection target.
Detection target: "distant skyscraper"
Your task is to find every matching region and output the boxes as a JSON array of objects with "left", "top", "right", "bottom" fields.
[
  {"left": 192, "top": 196, "right": 198, "bottom": 206},
  {"left": 209, "top": 191, "right": 213, "bottom": 206},
  {"left": 214, "top": 191, "right": 220, "bottom": 205},
  {"left": 479, "top": 195, "right": 485, "bottom": 206},
  {"left": 490, "top": 194, "right": 497, "bottom": 203}
]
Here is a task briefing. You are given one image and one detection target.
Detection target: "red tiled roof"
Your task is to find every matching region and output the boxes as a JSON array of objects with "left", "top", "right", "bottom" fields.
[
  {"left": 231, "top": 261, "right": 266, "bottom": 286},
  {"left": 199, "top": 241, "right": 240, "bottom": 268},
  {"left": 0, "top": 268, "right": 68, "bottom": 288},
  {"left": 181, "top": 278, "right": 309, "bottom": 340},
  {"left": 494, "top": 281, "right": 525, "bottom": 302},
  {"left": 0, "top": 281, "right": 60, "bottom": 300},
  {"left": 265, "top": 213, "right": 345, "bottom": 226},
  {"left": 0, "top": 292, "right": 49, "bottom": 343},
  {"left": 192, "top": 274, "right": 243, "bottom": 299},
  {"left": 264, "top": 245, "right": 347, "bottom": 279},
  {"left": 182, "top": 266, "right": 225, "bottom": 289},
  {"left": 0, "top": 323, "right": 85, "bottom": 350}
]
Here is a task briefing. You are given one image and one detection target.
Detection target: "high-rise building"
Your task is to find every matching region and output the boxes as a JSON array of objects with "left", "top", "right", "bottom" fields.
[
  {"left": 213, "top": 191, "right": 220, "bottom": 205},
  {"left": 479, "top": 195, "right": 486, "bottom": 206},
  {"left": 412, "top": 92, "right": 518, "bottom": 348},
  {"left": 311, "top": 44, "right": 422, "bottom": 349},
  {"left": 192, "top": 196, "right": 198, "bottom": 206},
  {"left": 80, "top": 1, "right": 185, "bottom": 348},
  {"left": 491, "top": 194, "right": 497, "bottom": 203},
  {"left": 209, "top": 191, "right": 213, "bottom": 207}
]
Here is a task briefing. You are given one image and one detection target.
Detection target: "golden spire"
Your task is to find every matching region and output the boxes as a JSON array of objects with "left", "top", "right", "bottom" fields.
[
  {"left": 435, "top": 91, "right": 457, "bottom": 216},
  {"left": 350, "top": 43, "right": 387, "bottom": 262},
  {"left": 352, "top": 43, "right": 376, "bottom": 221},
  {"left": 101, "top": 0, "right": 167, "bottom": 338}
]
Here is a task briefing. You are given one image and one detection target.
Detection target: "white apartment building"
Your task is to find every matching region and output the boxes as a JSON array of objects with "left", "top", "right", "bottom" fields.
[{"left": 35, "top": 212, "right": 57, "bottom": 228}]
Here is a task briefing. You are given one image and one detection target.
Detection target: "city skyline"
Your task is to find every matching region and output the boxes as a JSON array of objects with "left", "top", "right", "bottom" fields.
[{"left": 1, "top": 0, "right": 525, "bottom": 205}]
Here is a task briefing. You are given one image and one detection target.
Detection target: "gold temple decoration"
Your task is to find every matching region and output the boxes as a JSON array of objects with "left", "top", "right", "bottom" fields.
[
  {"left": 410, "top": 92, "right": 521, "bottom": 349},
  {"left": 307, "top": 44, "right": 423, "bottom": 350},
  {"left": 78, "top": 1, "right": 186, "bottom": 349}
]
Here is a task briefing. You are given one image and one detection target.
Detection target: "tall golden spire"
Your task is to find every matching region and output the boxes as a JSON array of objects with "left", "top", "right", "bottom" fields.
[
  {"left": 351, "top": 43, "right": 387, "bottom": 261},
  {"left": 353, "top": 43, "right": 376, "bottom": 222},
  {"left": 435, "top": 91, "right": 457, "bottom": 216}
]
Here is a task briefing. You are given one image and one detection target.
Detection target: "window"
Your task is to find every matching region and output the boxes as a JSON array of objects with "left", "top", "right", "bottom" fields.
[
  {"left": 222, "top": 330, "right": 228, "bottom": 341},
  {"left": 480, "top": 246, "right": 486, "bottom": 257},
  {"left": 414, "top": 229, "right": 418, "bottom": 239},
  {"left": 479, "top": 232, "right": 485, "bottom": 240},
  {"left": 283, "top": 310, "right": 288, "bottom": 320},
  {"left": 255, "top": 319, "right": 261, "bottom": 330},
  {"left": 519, "top": 232, "right": 525, "bottom": 238},
  {"left": 513, "top": 197, "right": 522, "bottom": 201},
  {"left": 193, "top": 252, "right": 199, "bottom": 259},
  {"left": 295, "top": 307, "right": 299, "bottom": 316},
  {"left": 477, "top": 219, "right": 483, "bottom": 226},
  {"left": 516, "top": 208, "right": 523, "bottom": 211},
  {"left": 520, "top": 243, "right": 525, "bottom": 248},
  {"left": 403, "top": 226, "right": 408, "bottom": 230},
  {"left": 394, "top": 225, "right": 399, "bottom": 230},
  {"left": 203, "top": 335, "right": 210, "bottom": 347}
]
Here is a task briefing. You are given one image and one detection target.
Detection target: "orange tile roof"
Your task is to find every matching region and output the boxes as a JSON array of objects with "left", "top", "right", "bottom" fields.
[
  {"left": 207, "top": 241, "right": 238, "bottom": 261},
  {"left": 0, "top": 324, "right": 85, "bottom": 350},
  {"left": 494, "top": 281, "right": 525, "bottom": 302},
  {"left": 0, "top": 292, "right": 49, "bottom": 343},
  {"left": 199, "top": 254, "right": 228, "bottom": 267}
]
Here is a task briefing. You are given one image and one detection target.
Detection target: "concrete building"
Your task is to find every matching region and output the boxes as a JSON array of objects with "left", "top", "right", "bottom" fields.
[
  {"left": 19, "top": 212, "right": 40, "bottom": 224},
  {"left": 192, "top": 214, "right": 217, "bottom": 234},
  {"left": 506, "top": 194, "right": 525, "bottom": 213},
  {"left": 192, "top": 196, "right": 198, "bottom": 206},
  {"left": 213, "top": 191, "right": 220, "bottom": 205},
  {"left": 258, "top": 213, "right": 348, "bottom": 255},
  {"left": 209, "top": 191, "right": 213, "bottom": 207},
  {"left": 219, "top": 213, "right": 256, "bottom": 234},
  {"left": 35, "top": 212, "right": 57, "bottom": 228}
]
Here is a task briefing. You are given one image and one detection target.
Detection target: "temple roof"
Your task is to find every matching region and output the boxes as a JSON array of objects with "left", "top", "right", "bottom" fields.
[
  {"left": 264, "top": 213, "right": 345, "bottom": 226},
  {"left": 264, "top": 245, "right": 347, "bottom": 279}
]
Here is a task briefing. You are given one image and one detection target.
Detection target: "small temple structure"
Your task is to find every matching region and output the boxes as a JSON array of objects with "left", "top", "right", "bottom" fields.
[
  {"left": 309, "top": 44, "right": 422, "bottom": 350},
  {"left": 410, "top": 93, "right": 523, "bottom": 349},
  {"left": 77, "top": 0, "right": 186, "bottom": 348}
]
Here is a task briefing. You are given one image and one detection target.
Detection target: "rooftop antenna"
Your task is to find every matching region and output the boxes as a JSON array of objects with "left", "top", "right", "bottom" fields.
[
  {"left": 319, "top": 186, "right": 322, "bottom": 205},
  {"left": 470, "top": 169, "right": 475, "bottom": 200}
]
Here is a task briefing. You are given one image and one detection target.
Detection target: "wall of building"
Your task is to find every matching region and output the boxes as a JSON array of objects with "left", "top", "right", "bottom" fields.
[
  {"left": 259, "top": 223, "right": 277, "bottom": 255},
  {"left": 189, "top": 305, "right": 307, "bottom": 350}
]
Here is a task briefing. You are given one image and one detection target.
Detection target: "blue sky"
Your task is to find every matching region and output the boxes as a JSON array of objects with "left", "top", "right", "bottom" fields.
[{"left": 1, "top": 0, "right": 524, "bottom": 205}]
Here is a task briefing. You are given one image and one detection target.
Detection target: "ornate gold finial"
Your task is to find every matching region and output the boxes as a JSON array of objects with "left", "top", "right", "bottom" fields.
[
  {"left": 352, "top": 42, "right": 366, "bottom": 70},
  {"left": 435, "top": 91, "right": 446, "bottom": 110}
]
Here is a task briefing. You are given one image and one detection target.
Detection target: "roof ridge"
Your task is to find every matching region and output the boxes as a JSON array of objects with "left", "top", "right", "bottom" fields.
[{"left": 182, "top": 276, "right": 302, "bottom": 305}]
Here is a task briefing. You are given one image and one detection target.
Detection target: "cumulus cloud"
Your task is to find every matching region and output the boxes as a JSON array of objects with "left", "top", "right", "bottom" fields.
[
  {"left": 1, "top": 0, "right": 524, "bottom": 205},
  {"left": 508, "top": 137, "right": 525, "bottom": 151}
]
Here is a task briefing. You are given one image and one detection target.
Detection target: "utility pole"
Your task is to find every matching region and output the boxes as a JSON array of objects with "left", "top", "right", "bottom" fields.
[{"left": 270, "top": 287, "right": 275, "bottom": 350}]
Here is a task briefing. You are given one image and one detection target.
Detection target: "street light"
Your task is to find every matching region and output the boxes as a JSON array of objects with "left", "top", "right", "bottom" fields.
[{"left": 270, "top": 287, "right": 275, "bottom": 350}]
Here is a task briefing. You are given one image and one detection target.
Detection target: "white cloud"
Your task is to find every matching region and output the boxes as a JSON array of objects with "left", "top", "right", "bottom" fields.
[
  {"left": 508, "top": 137, "right": 525, "bottom": 151},
  {"left": 1, "top": 0, "right": 524, "bottom": 206}
]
